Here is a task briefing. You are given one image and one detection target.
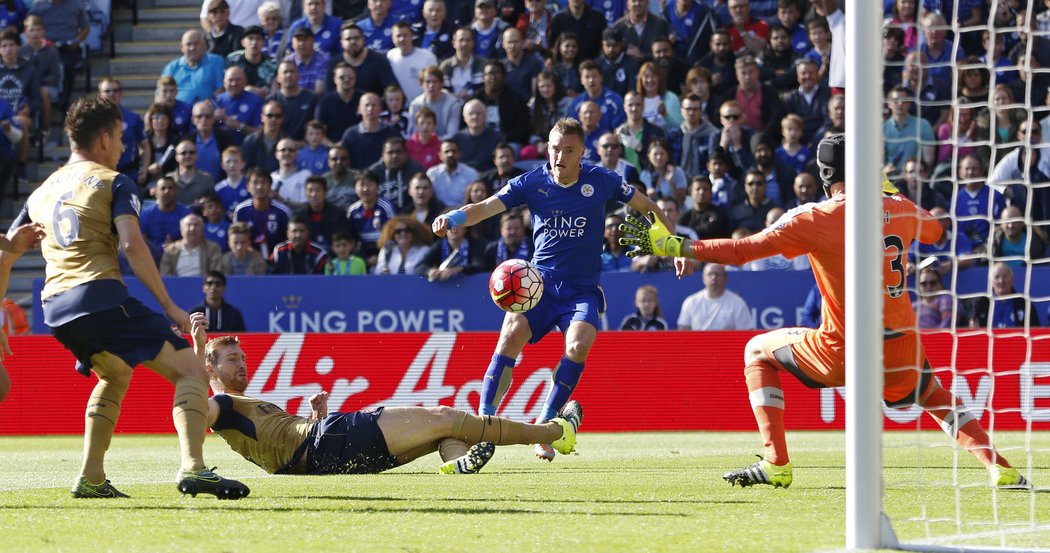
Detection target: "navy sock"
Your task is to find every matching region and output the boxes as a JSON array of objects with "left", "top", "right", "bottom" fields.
[
  {"left": 538, "top": 356, "right": 584, "bottom": 422},
  {"left": 479, "top": 353, "right": 515, "bottom": 416}
]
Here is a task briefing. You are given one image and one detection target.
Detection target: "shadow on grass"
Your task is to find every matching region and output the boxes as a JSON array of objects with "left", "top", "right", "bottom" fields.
[
  {"left": 0, "top": 504, "right": 695, "bottom": 516},
  {"left": 279, "top": 495, "right": 757, "bottom": 505}
]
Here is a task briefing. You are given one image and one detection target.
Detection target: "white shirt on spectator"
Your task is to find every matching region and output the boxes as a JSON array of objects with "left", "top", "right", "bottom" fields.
[
  {"left": 427, "top": 162, "right": 480, "bottom": 206},
  {"left": 272, "top": 168, "right": 312, "bottom": 206},
  {"left": 387, "top": 47, "right": 437, "bottom": 102},
  {"left": 677, "top": 289, "right": 754, "bottom": 330}
]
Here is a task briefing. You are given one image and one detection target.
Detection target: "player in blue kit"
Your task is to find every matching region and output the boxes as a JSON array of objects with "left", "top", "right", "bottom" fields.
[{"left": 433, "top": 118, "right": 672, "bottom": 460}]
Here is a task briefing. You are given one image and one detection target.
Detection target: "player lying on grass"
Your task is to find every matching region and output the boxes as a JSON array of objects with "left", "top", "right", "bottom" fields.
[
  {"left": 619, "top": 133, "right": 1030, "bottom": 490},
  {"left": 190, "top": 313, "right": 582, "bottom": 476}
]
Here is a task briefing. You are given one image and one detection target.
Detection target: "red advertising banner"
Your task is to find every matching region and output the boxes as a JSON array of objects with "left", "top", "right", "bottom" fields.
[{"left": 1, "top": 331, "right": 1048, "bottom": 434}]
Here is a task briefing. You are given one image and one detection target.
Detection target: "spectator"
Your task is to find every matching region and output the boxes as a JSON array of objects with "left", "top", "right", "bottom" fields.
[
  {"left": 271, "top": 138, "right": 311, "bottom": 210},
  {"left": 269, "top": 61, "right": 318, "bottom": 140},
  {"left": 346, "top": 171, "right": 395, "bottom": 267},
  {"left": 226, "top": 25, "right": 279, "bottom": 98},
  {"left": 499, "top": 26, "right": 543, "bottom": 101},
  {"left": 663, "top": 0, "right": 716, "bottom": 64},
  {"left": 452, "top": 98, "right": 504, "bottom": 172},
  {"left": 898, "top": 50, "right": 950, "bottom": 128},
  {"left": 214, "top": 66, "right": 262, "bottom": 145},
  {"left": 802, "top": 15, "right": 831, "bottom": 81},
  {"left": 201, "top": 0, "right": 266, "bottom": 30},
  {"left": 594, "top": 132, "right": 636, "bottom": 183},
  {"left": 637, "top": 61, "right": 681, "bottom": 128},
  {"left": 0, "top": 98, "right": 21, "bottom": 197},
  {"left": 316, "top": 62, "right": 361, "bottom": 143},
  {"left": 617, "top": 90, "right": 666, "bottom": 170},
  {"left": 613, "top": 0, "right": 669, "bottom": 62},
  {"left": 97, "top": 77, "right": 145, "bottom": 185},
  {"left": 679, "top": 175, "right": 730, "bottom": 238},
  {"left": 600, "top": 213, "right": 632, "bottom": 272},
  {"left": 667, "top": 93, "right": 718, "bottom": 178},
  {"left": 332, "top": 22, "right": 397, "bottom": 96},
  {"left": 706, "top": 146, "right": 739, "bottom": 207},
  {"left": 294, "top": 175, "right": 347, "bottom": 248},
  {"left": 375, "top": 215, "right": 432, "bottom": 274},
  {"left": 965, "top": 262, "right": 1042, "bottom": 328},
  {"left": 730, "top": 169, "right": 777, "bottom": 233},
  {"left": 190, "top": 271, "right": 247, "bottom": 332},
  {"left": 167, "top": 139, "right": 216, "bottom": 205},
  {"left": 162, "top": 30, "right": 225, "bottom": 104},
  {"left": 481, "top": 142, "right": 523, "bottom": 190},
  {"left": 159, "top": 213, "right": 223, "bottom": 276},
  {"left": 640, "top": 139, "right": 686, "bottom": 206},
  {"left": 724, "top": 0, "right": 769, "bottom": 56},
  {"left": 27, "top": 0, "right": 87, "bottom": 110},
  {"left": 980, "top": 29, "right": 1016, "bottom": 87},
  {"left": 233, "top": 167, "right": 293, "bottom": 257},
  {"left": 325, "top": 230, "right": 368, "bottom": 275},
  {"left": 198, "top": 193, "right": 231, "bottom": 251},
  {"left": 782, "top": 58, "right": 830, "bottom": 148},
  {"left": 784, "top": 171, "right": 821, "bottom": 210},
  {"left": 991, "top": 205, "right": 1047, "bottom": 267},
  {"left": 751, "top": 132, "right": 795, "bottom": 206},
  {"left": 418, "top": 216, "right": 486, "bottom": 280},
  {"left": 295, "top": 119, "right": 328, "bottom": 175},
  {"left": 898, "top": 158, "right": 948, "bottom": 212},
  {"left": 550, "top": 33, "right": 582, "bottom": 96},
  {"left": 471, "top": 0, "right": 507, "bottom": 59},
  {"left": 407, "top": 106, "right": 442, "bottom": 169},
  {"left": 918, "top": 11, "right": 961, "bottom": 87},
  {"left": 154, "top": 75, "right": 193, "bottom": 135},
  {"left": 913, "top": 267, "right": 955, "bottom": 329},
  {"left": 285, "top": 25, "right": 329, "bottom": 94},
  {"left": 882, "top": 26, "right": 906, "bottom": 93},
  {"left": 462, "top": 179, "right": 498, "bottom": 241},
  {"left": 758, "top": 24, "right": 798, "bottom": 93},
  {"left": 203, "top": 0, "right": 245, "bottom": 57},
  {"left": 677, "top": 262, "right": 753, "bottom": 330},
  {"left": 482, "top": 210, "right": 533, "bottom": 269},
  {"left": 355, "top": 0, "right": 397, "bottom": 52},
  {"left": 935, "top": 101, "right": 982, "bottom": 173},
  {"left": 21, "top": 16, "right": 59, "bottom": 139},
  {"left": 0, "top": 30, "right": 38, "bottom": 165},
  {"left": 341, "top": 92, "right": 401, "bottom": 170},
  {"left": 595, "top": 27, "right": 638, "bottom": 98},
  {"left": 884, "top": 85, "right": 935, "bottom": 173},
  {"left": 471, "top": 60, "right": 530, "bottom": 147},
  {"left": 369, "top": 135, "right": 424, "bottom": 210},
  {"left": 722, "top": 55, "right": 785, "bottom": 141},
  {"left": 773, "top": 114, "right": 811, "bottom": 176},
  {"left": 218, "top": 221, "right": 269, "bottom": 274},
  {"left": 256, "top": 1, "right": 288, "bottom": 61},
  {"left": 696, "top": 29, "right": 736, "bottom": 99},
  {"left": 241, "top": 98, "right": 284, "bottom": 173},
  {"left": 185, "top": 100, "right": 235, "bottom": 182},
  {"left": 709, "top": 100, "right": 754, "bottom": 181},
  {"left": 954, "top": 155, "right": 1005, "bottom": 248},
  {"left": 401, "top": 172, "right": 446, "bottom": 227},
  {"left": 428, "top": 138, "right": 480, "bottom": 206},
  {"left": 580, "top": 99, "right": 610, "bottom": 162},
  {"left": 412, "top": 0, "right": 455, "bottom": 60},
  {"left": 140, "top": 176, "right": 192, "bottom": 249},
  {"left": 568, "top": 60, "right": 626, "bottom": 135},
  {"left": 386, "top": 22, "right": 436, "bottom": 102},
  {"left": 529, "top": 70, "right": 572, "bottom": 156},
  {"left": 1, "top": 1, "right": 27, "bottom": 42},
  {"left": 323, "top": 144, "right": 360, "bottom": 208},
  {"left": 549, "top": 0, "right": 606, "bottom": 62},
  {"left": 618, "top": 284, "right": 669, "bottom": 330},
  {"left": 810, "top": 92, "right": 844, "bottom": 151},
  {"left": 288, "top": 0, "right": 342, "bottom": 57},
  {"left": 437, "top": 26, "right": 485, "bottom": 101},
  {"left": 271, "top": 215, "right": 328, "bottom": 274},
  {"left": 408, "top": 66, "right": 462, "bottom": 141},
  {"left": 0, "top": 297, "right": 29, "bottom": 336},
  {"left": 379, "top": 84, "right": 410, "bottom": 137},
  {"left": 883, "top": 0, "right": 919, "bottom": 53}
]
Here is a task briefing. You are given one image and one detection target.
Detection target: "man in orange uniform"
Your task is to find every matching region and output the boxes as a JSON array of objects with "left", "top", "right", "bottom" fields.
[{"left": 620, "top": 134, "right": 1029, "bottom": 489}]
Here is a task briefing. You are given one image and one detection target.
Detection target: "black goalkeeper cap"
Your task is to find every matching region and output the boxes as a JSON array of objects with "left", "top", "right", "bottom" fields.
[{"left": 816, "top": 133, "right": 846, "bottom": 187}]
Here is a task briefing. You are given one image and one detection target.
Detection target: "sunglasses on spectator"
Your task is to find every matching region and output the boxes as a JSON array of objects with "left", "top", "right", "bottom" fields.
[
  {"left": 721, "top": 113, "right": 741, "bottom": 120},
  {"left": 600, "top": 144, "right": 619, "bottom": 149},
  {"left": 919, "top": 280, "right": 938, "bottom": 286}
]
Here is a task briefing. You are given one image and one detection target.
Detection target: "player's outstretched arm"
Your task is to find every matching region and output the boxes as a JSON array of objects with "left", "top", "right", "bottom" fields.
[
  {"left": 116, "top": 217, "right": 191, "bottom": 331},
  {"left": 619, "top": 211, "right": 692, "bottom": 258},
  {"left": 432, "top": 196, "right": 507, "bottom": 237},
  {"left": 0, "top": 223, "right": 45, "bottom": 255},
  {"left": 620, "top": 217, "right": 781, "bottom": 265}
]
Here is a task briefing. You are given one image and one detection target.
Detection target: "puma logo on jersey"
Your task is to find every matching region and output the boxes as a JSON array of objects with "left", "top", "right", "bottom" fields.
[{"left": 537, "top": 188, "right": 549, "bottom": 197}]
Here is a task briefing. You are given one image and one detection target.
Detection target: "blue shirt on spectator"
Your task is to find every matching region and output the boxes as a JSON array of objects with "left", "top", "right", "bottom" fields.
[
  {"left": 215, "top": 176, "right": 250, "bottom": 215},
  {"left": 296, "top": 143, "right": 329, "bottom": 175},
  {"left": 162, "top": 53, "right": 226, "bottom": 103},
  {"left": 139, "top": 202, "right": 192, "bottom": 248},
  {"left": 215, "top": 90, "right": 263, "bottom": 144},
  {"left": 356, "top": 12, "right": 395, "bottom": 51},
  {"left": 288, "top": 15, "right": 343, "bottom": 57}
]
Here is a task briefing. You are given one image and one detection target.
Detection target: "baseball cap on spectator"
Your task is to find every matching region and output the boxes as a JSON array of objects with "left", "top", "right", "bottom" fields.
[
  {"left": 207, "top": 0, "right": 229, "bottom": 12},
  {"left": 292, "top": 26, "right": 314, "bottom": 39},
  {"left": 243, "top": 25, "right": 265, "bottom": 38}
]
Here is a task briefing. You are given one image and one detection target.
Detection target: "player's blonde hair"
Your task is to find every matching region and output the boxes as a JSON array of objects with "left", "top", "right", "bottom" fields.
[{"left": 205, "top": 336, "right": 241, "bottom": 367}]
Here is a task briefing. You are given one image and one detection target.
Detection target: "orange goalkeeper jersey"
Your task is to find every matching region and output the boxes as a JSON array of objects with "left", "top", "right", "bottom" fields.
[{"left": 692, "top": 192, "right": 943, "bottom": 342}]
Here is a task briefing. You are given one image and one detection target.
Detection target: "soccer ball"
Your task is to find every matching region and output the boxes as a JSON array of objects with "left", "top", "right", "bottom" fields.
[{"left": 489, "top": 259, "right": 544, "bottom": 313}]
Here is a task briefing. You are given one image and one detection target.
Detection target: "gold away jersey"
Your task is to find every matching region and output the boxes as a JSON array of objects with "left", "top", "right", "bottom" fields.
[{"left": 210, "top": 394, "right": 316, "bottom": 474}]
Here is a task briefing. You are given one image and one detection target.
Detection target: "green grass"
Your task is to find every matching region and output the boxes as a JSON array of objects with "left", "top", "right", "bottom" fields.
[{"left": 0, "top": 432, "right": 1046, "bottom": 552}]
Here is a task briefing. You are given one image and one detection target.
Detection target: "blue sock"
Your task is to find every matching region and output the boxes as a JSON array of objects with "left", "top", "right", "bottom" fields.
[
  {"left": 479, "top": 353, "right": 515, "bottom": 416},
  {"left": 538, "top": 356, "right": 584, "bottom": 422}
]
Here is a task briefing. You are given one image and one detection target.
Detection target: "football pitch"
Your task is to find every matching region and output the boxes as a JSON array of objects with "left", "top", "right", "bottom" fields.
[{"left": 1, "top": 432, "right": 1046, "bottom": 552}]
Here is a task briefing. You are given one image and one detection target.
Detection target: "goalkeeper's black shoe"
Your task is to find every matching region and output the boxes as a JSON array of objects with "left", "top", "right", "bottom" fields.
[
  {"left": 723, "top": 456, "right": 793, "bottom": 488},
  {"left": 71, "top": 476, "right": 130, "bottom": 498},
  {"left": 176, "top": 467, "right": 250, "bottom": 499}
]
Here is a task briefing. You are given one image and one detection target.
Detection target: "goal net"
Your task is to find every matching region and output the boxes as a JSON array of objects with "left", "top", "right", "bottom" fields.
[{"left": 858, "top": 1, "right": 1049, "bottom": 551}]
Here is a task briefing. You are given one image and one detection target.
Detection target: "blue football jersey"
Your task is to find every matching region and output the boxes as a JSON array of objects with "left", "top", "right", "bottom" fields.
[{"left": 497, "top": 163, "right": 634, "bottom": 286}]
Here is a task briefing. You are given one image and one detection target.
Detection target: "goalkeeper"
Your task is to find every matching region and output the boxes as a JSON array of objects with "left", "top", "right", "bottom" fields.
[
  {"left": 620, "top": 134, "right": 1029, "bottom": 490},
  {"left": 189, "top": 313, "right": 581, "bottom": 477}
]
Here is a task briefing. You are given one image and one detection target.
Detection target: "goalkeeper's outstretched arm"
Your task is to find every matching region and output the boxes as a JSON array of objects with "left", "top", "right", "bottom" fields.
[{"left": 619, "top": 213, "right": 780, "bottom": 264}]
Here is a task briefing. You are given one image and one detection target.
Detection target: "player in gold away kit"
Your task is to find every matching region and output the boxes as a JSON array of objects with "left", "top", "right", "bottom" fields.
[
  {"left": 0, "top": 97, "right": 248, "bottom": 499},
  {"left": 190, "top": 313, "right": 582, "bottom": 475},
  {"left": 619, "top": 134, "right": 1029, "bottom": 490}
]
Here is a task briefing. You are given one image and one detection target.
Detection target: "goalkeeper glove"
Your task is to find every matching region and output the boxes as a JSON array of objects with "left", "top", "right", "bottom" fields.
[{"left": 618, "top": 211, "right": 683, "bottom": 258}]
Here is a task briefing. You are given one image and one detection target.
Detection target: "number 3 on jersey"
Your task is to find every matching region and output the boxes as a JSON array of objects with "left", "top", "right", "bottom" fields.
[
  {"left": 52, "top": 191, "right": 81, "bottom": 248},
  {"left": 883, "top": 235, "right": 905, "bottom": 298}
]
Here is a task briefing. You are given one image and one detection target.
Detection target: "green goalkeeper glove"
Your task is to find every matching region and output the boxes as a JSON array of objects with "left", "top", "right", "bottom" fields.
[{"left": 618, "top": 211, "right": 684, "bottom": 258}]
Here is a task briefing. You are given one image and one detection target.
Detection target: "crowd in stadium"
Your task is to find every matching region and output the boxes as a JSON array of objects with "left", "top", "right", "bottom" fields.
[{"left": 0, "top": 0, "right": 1047, "bottom": 323}]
